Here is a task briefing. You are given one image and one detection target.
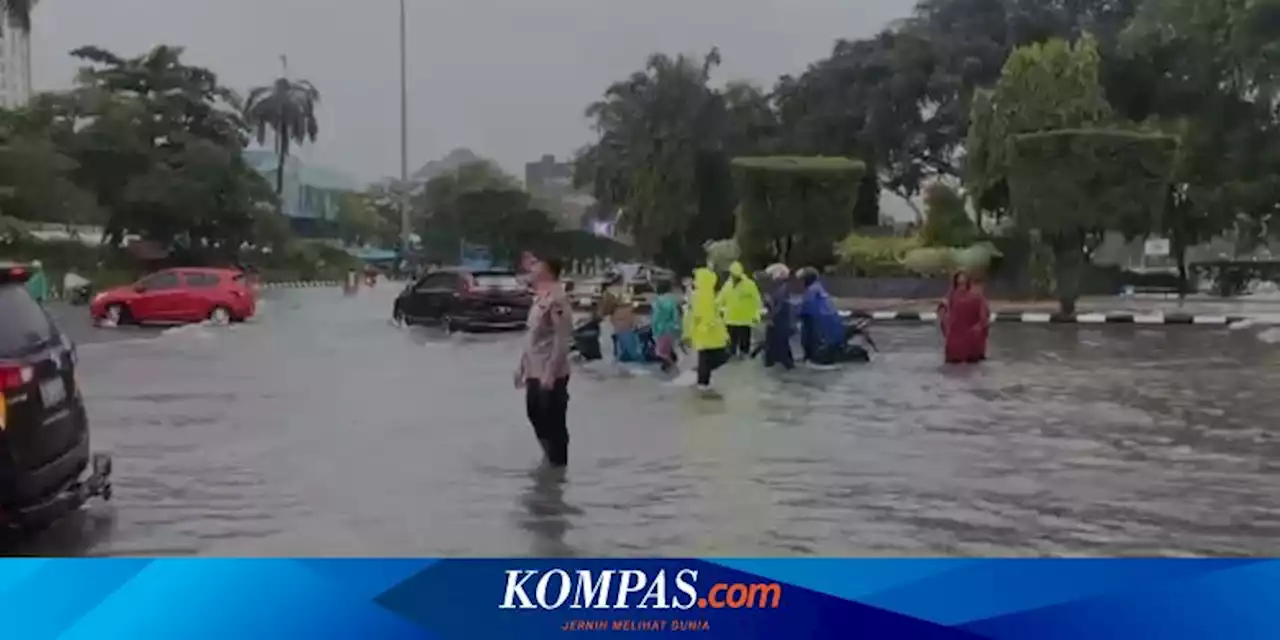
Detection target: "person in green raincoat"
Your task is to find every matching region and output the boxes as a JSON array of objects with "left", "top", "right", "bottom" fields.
[
  {"left": 25, "top": 260, "right": 49, "bottom": 303},
  {"left": 716, "top": 261, "right": 763, "bottom": 357}
]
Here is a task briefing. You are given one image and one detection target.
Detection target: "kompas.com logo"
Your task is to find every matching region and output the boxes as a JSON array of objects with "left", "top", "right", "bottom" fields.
[{"left": 499, "top": 568, "right": 782, "bottom": 610}]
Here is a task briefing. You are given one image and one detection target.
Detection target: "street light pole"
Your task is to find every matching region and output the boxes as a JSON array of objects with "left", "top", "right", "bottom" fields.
[{"left": 398, "top": 0, "right": 411, "bottom": 258}]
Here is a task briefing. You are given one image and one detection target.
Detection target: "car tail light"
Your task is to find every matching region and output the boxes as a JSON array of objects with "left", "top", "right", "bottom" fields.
[{"left": 0, "top": 362, "right": 34, "bottom": 392}]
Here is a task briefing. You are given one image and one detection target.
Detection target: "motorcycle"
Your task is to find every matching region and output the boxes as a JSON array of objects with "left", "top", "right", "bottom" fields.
[{"left": 63, "top": 273, "right": 93, "bottom": 306}]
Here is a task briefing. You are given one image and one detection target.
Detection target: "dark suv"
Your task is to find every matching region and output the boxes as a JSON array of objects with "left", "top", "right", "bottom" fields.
[
  {"left": 0, "top": 264, "right": 112, "bottom": 530},
  {"left": 393, "top": 268, "right": 533, "bottom": 332}
]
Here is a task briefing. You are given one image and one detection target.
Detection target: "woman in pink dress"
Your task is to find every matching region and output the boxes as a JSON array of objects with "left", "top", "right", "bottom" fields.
[{"left": 938, "top": 271, "right": 990, "bottom": 363}]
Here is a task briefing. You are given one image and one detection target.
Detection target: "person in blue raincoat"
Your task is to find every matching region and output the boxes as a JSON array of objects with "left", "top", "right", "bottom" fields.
[{"left": 797, "top": 268, "right": 844, "bottom": 365}]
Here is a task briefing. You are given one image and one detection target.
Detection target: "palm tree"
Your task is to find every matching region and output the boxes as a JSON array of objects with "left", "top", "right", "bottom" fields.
[
  {"left": 2, "top": 0, "right": 32, "bottom": 32},
  {"left": 243, "top": 58, "right": 320, "bottom": 197}
]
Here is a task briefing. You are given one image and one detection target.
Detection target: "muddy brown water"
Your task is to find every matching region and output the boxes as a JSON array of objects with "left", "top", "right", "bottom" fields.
[{"left": 10, "top": 290, "right": 1280, "bottom": 556}]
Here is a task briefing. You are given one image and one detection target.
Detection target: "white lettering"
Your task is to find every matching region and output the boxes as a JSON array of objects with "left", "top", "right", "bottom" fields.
[
  {"left": 637, "top": 569, "right": 669, "bottom": 609},
  {"left": 536, "top": 569, "right": 572, "bottom": 609},
  {"left": 571, "top": 570, "right": 614, "bottom": 609},
  {"left": 500, "top": 570, "right": 538, "bottom": 609},
  {"left": 671, "top": 569, "right": 699, "bottom": 610},
  {"left": 614, "top": 570, "right": 648, "bottom": 609}
]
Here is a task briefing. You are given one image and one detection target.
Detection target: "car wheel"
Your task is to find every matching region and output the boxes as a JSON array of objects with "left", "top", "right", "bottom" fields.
[
  {"left": 102, "top": 303, "right": 127, "bottom": 327},
  {"left": 208, "top": 306, "right": 232, "bottom": 326},
  {"left": 442, "top": 314, "right": 458, "bottom": 333}
]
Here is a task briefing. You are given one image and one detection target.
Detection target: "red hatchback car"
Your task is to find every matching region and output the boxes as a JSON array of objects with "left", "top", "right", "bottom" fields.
[{"left": 91, "top": 268, "right": 257, "bottom": 326}]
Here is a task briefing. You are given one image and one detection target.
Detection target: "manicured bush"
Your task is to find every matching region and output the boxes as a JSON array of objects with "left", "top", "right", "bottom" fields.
[
  {"left": 1007, "top": 129, "right": 1179, "bottom": 235},
  {"left": 731, "top": 156, "right": 865, "bottom": 268},
  {"left": 834, "top": 234, "right": 921, "bottom": 276}
]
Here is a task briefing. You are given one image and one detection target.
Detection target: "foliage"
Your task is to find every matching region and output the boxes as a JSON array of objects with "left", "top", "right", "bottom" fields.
[
  {"left": 965, "top": 36, "right": 1114, "bottom": 220},
  {"left": 1116, "top": 0, "right": 1280, "bottom": 294},
  {"left": 453, "top": 187, "right": 557, "bottom": 267},
  {"left": 573, "top": 49, "right": 757, "bottom": 272},
  {"left": 834, "top": 234, "right": 922, "bottom": 276},
  {"left": 703, "top": 238, "right": 741, "bottom": 271},
  {"left": 902, "top": 247, "right": 958, "bottom": 275},
  {"left": 336, "top": 190, "right": 398, "bottom": 248},
  {"left": 1007, "top": 129, "right": 1179, "bottom": 234},
  {"left": 38, "top": 45, "right": 278, "bottom": 258},
  {"left": 244, "top": 75, "right": 320, "bottom": 196},
  {"left": 920, "top": 183, "right": 976, "bottom": 246},
  {"left": 730, "top": 156, "right": 866, "bottom": 267},
  {"left": 414, "top": 159, "right": 523, "bottom": 260},
  {"left": 1007, "top": 128, "right": 1179, "bottom": 310}
]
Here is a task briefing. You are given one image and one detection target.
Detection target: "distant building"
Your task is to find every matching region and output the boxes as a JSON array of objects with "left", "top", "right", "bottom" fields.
[
  {"left": 245, "top": 150, "right": 362, "bottom": 234},
  {"left": 0, "top": 11, "right": 34, "bottom": 108}
]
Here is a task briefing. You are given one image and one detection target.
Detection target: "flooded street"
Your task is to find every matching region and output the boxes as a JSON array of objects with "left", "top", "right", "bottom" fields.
[{"left": 13, "top": 287, "right": 1280, "bottom": 556}]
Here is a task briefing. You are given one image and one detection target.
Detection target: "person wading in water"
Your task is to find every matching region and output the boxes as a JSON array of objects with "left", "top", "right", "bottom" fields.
[
  {"left": 514, "top": 255, "right": 574, "bottom": 468},
  {"left": 938, "top": 270, "right": 990, "bottom": 364}
]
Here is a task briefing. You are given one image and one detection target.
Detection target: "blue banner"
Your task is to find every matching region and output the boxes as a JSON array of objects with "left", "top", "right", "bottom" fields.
[{"left": 3, "top": 558, "right": 1276, "bottom": 639}]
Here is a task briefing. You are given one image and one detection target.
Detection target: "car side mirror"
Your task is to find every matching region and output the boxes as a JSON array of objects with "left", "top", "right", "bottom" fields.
[{"left": 133, "top": 283, "right": 147, "bottom": 293}]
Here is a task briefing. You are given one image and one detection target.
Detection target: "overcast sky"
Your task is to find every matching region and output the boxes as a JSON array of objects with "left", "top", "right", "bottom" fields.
[{"left": 32, "top": 0, "right": 915, "bottom": 184}]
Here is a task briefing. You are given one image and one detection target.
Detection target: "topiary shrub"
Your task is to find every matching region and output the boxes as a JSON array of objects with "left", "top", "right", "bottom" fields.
[{"left": 732, "top": 156, "right": 865, "bottom": 268}]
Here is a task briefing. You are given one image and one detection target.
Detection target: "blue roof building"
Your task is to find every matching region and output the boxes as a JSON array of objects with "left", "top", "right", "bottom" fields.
[{"left": 244, "top": 150, "right": 363, "bottom": 225}]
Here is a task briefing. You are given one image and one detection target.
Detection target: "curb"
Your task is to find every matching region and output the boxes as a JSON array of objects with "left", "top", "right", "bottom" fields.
[
  {"left": 848, "top": 310, "right": 1249, "bottom": 325},
  {"left": 261, "top": 281, "right": 341, "bottom": 289}
]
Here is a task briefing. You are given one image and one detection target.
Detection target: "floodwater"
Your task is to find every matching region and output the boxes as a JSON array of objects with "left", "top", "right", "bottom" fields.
[{"left": 11, "top": 287, "right": 1280, "bottom": 556}]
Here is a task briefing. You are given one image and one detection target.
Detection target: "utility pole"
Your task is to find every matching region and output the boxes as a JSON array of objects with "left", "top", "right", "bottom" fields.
[{"left": 398, "top": 0, "right": 411, "bottom": 258}]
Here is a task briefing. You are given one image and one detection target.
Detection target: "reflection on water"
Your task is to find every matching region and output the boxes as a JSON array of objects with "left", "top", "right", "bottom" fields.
[
  {"left": 9, "top": 289, "right": 1280, "bottom": 557},
  {"left": 517, "top": 468, "right": 579, "bottom": 558}
]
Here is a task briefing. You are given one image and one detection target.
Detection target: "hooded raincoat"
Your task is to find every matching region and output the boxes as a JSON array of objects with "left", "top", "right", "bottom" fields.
[
  {"left": 799, "top": 278, "right": 844, "bottom": 358},
  {"left": 687, "top": 268, "right": 729, "bottom": 351},
  {"left": 717, "top": 262, "right": 763, "bottom": 327}
]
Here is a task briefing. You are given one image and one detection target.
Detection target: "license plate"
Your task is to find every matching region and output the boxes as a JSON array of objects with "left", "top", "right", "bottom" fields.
[{"left": 40, "top": 377, "right": 67, "bottom": 408}]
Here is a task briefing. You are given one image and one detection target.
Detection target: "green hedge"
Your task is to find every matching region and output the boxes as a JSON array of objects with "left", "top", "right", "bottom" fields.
[
  {"left": 731, "top": 156, "right": 865, "bottom": 267},
  {"left": 1007, "top": 129, "right": 1179, "bottom": 235}
]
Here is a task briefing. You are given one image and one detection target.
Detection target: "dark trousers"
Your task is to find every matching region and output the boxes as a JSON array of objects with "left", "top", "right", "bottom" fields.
[
  {"left": 525, "top": 376, "right": 570, "bottom": 467},
  {"left": 696, "top": 348, "right": 729, "bottom": 386},
  {"left": 763, "top": 325, "right": 795, "bottom": 369},
  {"left": 727, "top": 325, "right": 752, "bottom": 355},
  {"left": 799, "top": 316, "right": 817, "bottom": 362}
]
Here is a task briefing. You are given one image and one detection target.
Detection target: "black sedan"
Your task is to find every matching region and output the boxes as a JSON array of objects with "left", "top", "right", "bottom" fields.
[{"left": 393, "top": 268, "right": 532, "bottom": 332}]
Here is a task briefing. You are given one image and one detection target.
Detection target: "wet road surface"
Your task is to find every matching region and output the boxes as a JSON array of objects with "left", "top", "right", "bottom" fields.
[{"left": 11, "top": 288, "right": 1280, "bottom": 556}]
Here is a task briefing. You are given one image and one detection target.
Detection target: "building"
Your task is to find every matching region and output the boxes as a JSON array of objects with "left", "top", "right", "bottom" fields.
[
  {"left": 0, "top": 10, "right": 34, "bottom": 108},
  {"left": 244, "top": 150, "right": 362, "bottom": 234}
]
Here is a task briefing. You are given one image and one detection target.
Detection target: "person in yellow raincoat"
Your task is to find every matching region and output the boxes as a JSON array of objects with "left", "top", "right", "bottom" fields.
[
  {"left": 685, "top": 267, "right": 731, "bottom": 390},
  {"left": 716, "top": 261, "right": 763, "bottom": 357}
]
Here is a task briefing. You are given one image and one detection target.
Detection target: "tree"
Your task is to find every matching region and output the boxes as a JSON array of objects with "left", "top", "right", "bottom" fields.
[
  {"left": 574, "top": 49, "right": 742, "bottom": 271},
  {"left": 731, "top": 156, "right": 865, "bottom": 267},
  {"left": 920, "top": 182, "right": 976, "bottom": 246},
  {"left": 970, "top": 36, "right": 1182, "bottom": 314},
  {"left": 53, "top": 45, "right": 277, "bottom": 255},
  {"left": 337, "top": 189, "right": 398, "bottom": 248},
  {"left": 1008, "top": 130, "right": 1179, "bottom": 313},
  {"left": 1117, "top": 0, "right": 1280, "bottom": 294},
  {"left": 244, "top": 66, "right": 320, "bottom": 197}
]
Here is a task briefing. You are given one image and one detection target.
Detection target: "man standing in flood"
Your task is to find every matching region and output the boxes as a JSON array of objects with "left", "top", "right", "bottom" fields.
[{"left": 514, "top": 254, "right": 574, "bottom": 468}]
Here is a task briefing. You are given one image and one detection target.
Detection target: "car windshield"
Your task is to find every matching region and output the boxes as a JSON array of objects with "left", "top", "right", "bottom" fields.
[
  {"left": 473, "top": 274, "right": 524, "bottom": 291},
  {"left": 0, "top": 284, "right": 55, "bottom": 357}
]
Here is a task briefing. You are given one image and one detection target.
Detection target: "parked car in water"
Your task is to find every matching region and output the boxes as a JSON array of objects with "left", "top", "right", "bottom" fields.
[
  {"left": 90, "top": 267, "right": 257, "bottom": 327},
  {"left": 393, "top": 268, "right": 532, "bottom": 332},
  {"left": 0, "top": 263, "right": 113, "bottom": 530}
]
